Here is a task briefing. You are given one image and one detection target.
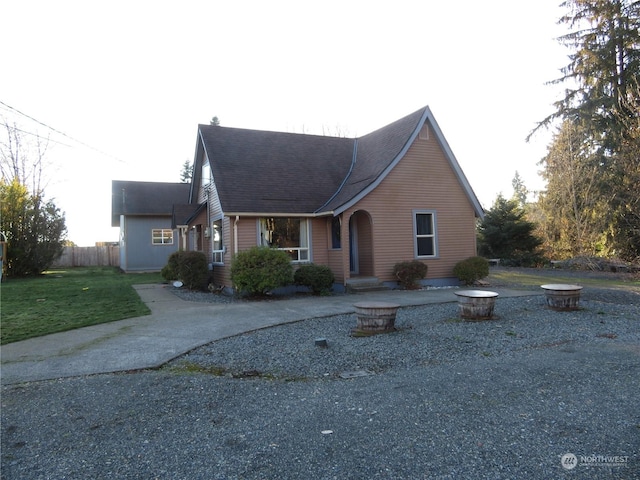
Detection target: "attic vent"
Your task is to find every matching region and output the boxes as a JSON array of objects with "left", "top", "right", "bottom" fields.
[{"left": 419, "top": 124, "right": 430, "bottom": 141}]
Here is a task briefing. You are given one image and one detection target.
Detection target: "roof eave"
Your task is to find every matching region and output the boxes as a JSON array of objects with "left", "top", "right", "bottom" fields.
[{"left": 223, "top": 211, "right": 333, "bottom": 218}]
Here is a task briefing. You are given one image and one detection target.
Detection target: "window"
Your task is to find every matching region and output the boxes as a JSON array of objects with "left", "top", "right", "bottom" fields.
[
  {"left": 414, "top": 212, "right": 437, "bottom": 257},
  {"left": 260, "top": 217, "right": 309, "bottom": 262},
  {"left": 212, "top": 220, "right": 224, "bottom": 264},
  {"left": 152, "top": 229, "right": 174, "bottom": 245},
  {"left": 201, "top": 161, "right": 211, "bottom": 186},
  {"left": 331, "top": 216, "right": 341, "bottom": 249}
]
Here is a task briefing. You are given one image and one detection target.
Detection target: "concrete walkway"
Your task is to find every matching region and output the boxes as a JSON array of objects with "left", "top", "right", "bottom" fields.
[{"left": 0, "top": 285, "right": 542, "bottom": 385}]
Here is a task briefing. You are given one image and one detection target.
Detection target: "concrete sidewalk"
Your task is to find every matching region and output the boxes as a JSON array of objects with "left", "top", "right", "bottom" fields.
[{"left": 0, "top": 285, "right": 542, "bottom": 385}]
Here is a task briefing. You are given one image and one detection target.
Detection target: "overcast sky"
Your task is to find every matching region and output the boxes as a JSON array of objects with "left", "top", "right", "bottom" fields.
[{"left": 1, "top": 0, "right": 569, "bottom": 246}]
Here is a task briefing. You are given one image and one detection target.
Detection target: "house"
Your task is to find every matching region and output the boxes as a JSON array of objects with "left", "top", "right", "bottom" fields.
[
  {"left": 177, "top": 106, "right": 484, "bottom": 291},
  {"left": 111, "top": 180, "right": 190, "bottom": 272}
]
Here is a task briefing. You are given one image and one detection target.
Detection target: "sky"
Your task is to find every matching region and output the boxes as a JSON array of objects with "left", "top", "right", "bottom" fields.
[{"left": 1, "top": 0, "right": 570, "bottom": 246}]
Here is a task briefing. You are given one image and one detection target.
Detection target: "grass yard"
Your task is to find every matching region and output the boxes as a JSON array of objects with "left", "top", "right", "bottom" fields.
[
  {"left": 1, "top": 265, "right": 637, "bottom": 346},
  {"left": 0, "top": 267, "right": 163, "bottom": 345},
  {"left": 487, "top": 266, "right": 640, "bottom": 290}
]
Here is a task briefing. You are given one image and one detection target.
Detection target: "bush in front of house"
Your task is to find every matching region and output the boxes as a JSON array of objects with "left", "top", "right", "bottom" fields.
[
  {"left": 393, "top": 260, "right": 428, "bottom": 289},
  {"left": 230, "top": 246, "right": 294, "bottom": 296},
  {"left": 294, "top": 263, "right": 335, "bottom": 295},
  {"left": 161, "top": 253, "right": 181, "bottom": 281},
  {"left": 453, "top": 256, "right": 489, "bottom": 285},
  {"left": 162, "top": 251, "right": 209, "bottom": 290}
]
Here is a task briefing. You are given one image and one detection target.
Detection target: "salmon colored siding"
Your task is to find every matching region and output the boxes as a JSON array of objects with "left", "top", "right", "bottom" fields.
[
  {"left": 310, "top": 218, "right": 329, "bottom": 265},
  {"left": 346, "top": 128, "right": 477, "bottom": 282}
]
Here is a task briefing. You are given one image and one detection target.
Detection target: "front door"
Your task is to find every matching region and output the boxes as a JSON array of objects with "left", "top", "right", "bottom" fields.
[
  {"left": 349, "top": 210, "right": 373, "bottom": 277},
  {"left": 349, "top": 216, "right": 358, "bottom": 274}
]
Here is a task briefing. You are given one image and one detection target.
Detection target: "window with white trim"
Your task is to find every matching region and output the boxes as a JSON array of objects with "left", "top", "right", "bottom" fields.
[
  {"left": 152, "top": 229, "right": 174, "bottom": 245},
  {"left": 259, "top": 217, "right": 309, "bottom": 262},
  {"left": 202, "top": 161, "right": 211, "bottom": 186},
  {"left": 212, "top": 220, "right": 224, "bottom": 264},
  {"left": 414, "top": 211, "right": 437, "bottom": 257}
]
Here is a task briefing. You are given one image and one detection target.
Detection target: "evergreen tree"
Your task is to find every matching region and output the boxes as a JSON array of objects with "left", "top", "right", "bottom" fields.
[
  {"left": 532, "top": 0, "right": 640, "bottom": 260},
  {"left": 511, "top": 171, "right": 528, "bottom": 208},
  {"left": 180, "top": 159, "right": 193, "bottom": 183},
  {"left": 536, "top": 0, "right": 640, "bottom": 149},
  {"left": 477, "top": 195, "right": 543, "bottom": 266}
]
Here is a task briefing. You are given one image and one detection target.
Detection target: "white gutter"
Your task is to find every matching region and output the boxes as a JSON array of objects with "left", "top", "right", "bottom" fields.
[{"left": 224, "top": 212, "right": 333, "bottom": 218}]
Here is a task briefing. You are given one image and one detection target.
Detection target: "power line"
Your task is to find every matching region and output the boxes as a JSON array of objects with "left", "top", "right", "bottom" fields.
[
  {"left": 0, "top": 100, "right": 127, "bottom": 163},
  {"left": 5, "top": 126, "right": 74, "bottom": 148}
]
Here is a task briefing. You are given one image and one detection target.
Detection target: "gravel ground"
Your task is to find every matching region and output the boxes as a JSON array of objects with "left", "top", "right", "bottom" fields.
[{"left": 2, "top": 273, "right": 639, "bottom": 479}]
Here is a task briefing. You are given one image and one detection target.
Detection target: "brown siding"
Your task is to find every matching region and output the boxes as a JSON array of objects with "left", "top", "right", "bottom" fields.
[
  {"left": 310, "top": 218, "right": 329, "bottom": 265},
  {"left": 355, "top": 212, "right": 374, "bottom": 276},
  {"left": 327, "top": 250, "right": 344, "bottom": 284},
  {"left": 236, "top": 217, "right": 258, "bottom": 251},
  {"left": 349, "top": 131, "right": 477, "bottom": 282},
  {"left": 318, "top": 216, "right": 345, "bottom": 284}
]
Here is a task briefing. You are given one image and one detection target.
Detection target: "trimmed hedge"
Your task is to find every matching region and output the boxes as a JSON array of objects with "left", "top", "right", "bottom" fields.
[
  {"left": 162, "top": 251, "right": 209, "bottom": 290},
  {"left": 230, "top": 246, "right": 293, "bottom": 296},
  {"left": 393, "top": 260, "right": 428, "bottom": 289},
  {"left": 294, "top": 263, "right": 335, "bottom": 294},
  {"left": 453, "top": 256, "right": 489, "bottom": 285}
]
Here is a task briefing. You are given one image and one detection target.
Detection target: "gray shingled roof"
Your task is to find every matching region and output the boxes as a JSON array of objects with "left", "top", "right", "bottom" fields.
[
  {"left": 195, "top": 106, "right": 482, "bottom": 217},
  {"left": 111, "top": 181, "right": 191, "bottom": 226},
  {"left": 198, "top": 127, "right": 354, "bottom": 214},
  {"left": 319, "top": 107, "right": 427, "bottom": 213}
]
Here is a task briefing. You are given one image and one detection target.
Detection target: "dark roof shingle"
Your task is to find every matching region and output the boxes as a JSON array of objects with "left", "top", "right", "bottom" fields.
[
  {"left": 195, "top": 106, "right": 482, "bottom": 217},
  {"left": 111, "top": 180, "right": 190, "bottom": 226},
  {"left": 198, "top": 127, "right": 354, "bottom": 214}
]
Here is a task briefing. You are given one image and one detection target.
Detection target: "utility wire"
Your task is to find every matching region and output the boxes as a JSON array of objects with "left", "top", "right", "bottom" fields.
[
  {"left": 0, "top": 100, "right": 127, "bottom": 163},
  {"left": 5, "top": 126, "right": 74, "bottom": 148}
]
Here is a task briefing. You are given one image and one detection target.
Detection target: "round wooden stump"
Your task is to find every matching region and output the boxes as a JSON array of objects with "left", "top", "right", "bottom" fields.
[
  {"left": 541, "top": 284, "right": 583, "bottom": 311},
  {"left": 454, "top": 290, "right": 499, "bottom": 320},
  {"left": 352, "top": 301, "right": 400, "bottom": 336}
]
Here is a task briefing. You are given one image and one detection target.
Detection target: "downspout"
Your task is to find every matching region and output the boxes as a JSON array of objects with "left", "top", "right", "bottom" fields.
[
  {"left": 234, "top": 216, "right": 240, "bottom": 255},
  {"left": 205, "top": 186, "right": 211, "bottom": 261}
]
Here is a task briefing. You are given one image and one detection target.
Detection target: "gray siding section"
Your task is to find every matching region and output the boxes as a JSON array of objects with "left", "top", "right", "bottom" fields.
[{"left": 120, "top": 216, "right": 179, "bottom": 272}]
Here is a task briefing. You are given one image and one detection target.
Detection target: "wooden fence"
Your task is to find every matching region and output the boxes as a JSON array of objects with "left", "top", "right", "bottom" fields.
[{"left": 52, "top": 246, "right": 120, "bottom": 268}]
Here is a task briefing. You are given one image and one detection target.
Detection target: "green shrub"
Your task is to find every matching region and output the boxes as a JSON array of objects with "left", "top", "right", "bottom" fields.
[
  {"left": 162, "top": 252, "right": 181, "bottom": 281},
  {"left": 294, "top": 263, "right": 335, "bottom": 294},
  {"left": 453, "top": 256, "right": 489, "bottom": 285},
  {"left": 178, "top": 251, "right": 209, "bottom": 290},
  {"left": 162, "top": 251, "right": 209, "bottom": 290},
  {"left": 231, "top": 246, "right": 293, "bottom": 296},
  {"left": 393, "top": 260, "right": 428, "bottom": 289}
]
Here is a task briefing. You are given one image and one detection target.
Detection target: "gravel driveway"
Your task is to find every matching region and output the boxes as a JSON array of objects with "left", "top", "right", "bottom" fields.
[{"left": 2, "top": 272, "right": 639, "bottom": 479}]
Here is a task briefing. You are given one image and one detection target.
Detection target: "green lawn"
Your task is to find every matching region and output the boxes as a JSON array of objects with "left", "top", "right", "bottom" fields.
[
  {"left": 0, "top": 267, "right": 163, "bottom": 345},
  {"left": 1, "top": 266, "right": 637, "bottom": 346},
  {"left": 487, "top": 268, "right": 640, "bottom": 290}
]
